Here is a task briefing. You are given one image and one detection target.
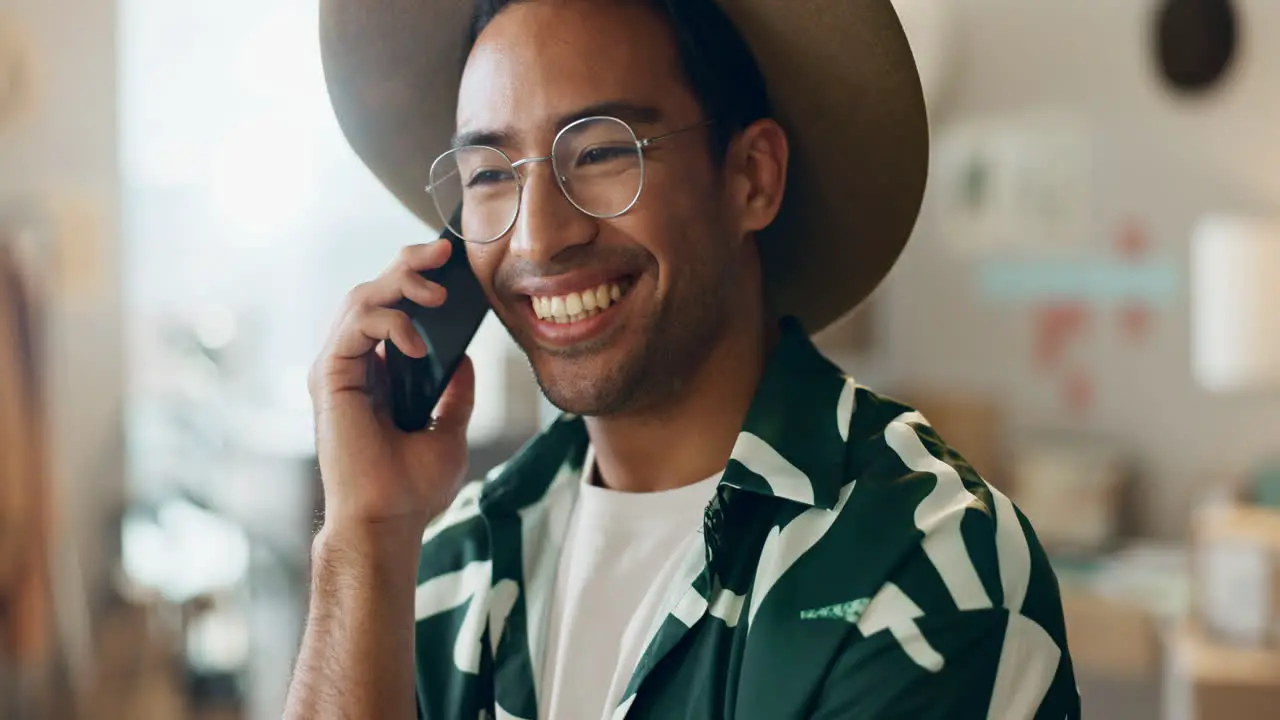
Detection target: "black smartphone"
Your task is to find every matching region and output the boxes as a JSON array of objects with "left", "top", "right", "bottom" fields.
[{"left": 385, "top": 206, "right": 491, "bottom": 432}]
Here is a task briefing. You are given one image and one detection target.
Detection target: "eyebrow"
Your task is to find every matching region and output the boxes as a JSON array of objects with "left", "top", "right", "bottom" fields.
[{"left": 450, "top": 100, "right": 666, "bottom": 149}]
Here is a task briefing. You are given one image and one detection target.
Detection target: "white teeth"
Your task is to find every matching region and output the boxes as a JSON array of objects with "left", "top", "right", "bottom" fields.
[{"left": 532, "top": 282, "right": 626, "bottom": 323}]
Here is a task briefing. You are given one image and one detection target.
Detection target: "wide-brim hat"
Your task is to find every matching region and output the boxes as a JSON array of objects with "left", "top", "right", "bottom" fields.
[{"left": 318, "top": 0, "right": 929, "bottom": 333}]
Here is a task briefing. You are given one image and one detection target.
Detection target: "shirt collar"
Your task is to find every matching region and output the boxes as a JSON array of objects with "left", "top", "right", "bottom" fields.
[
  {"left": 717, "top": 316, "right": 853, "bottom": 510},
  {"left": 480, "top": 316, "right": 855, "bottom": 513}
]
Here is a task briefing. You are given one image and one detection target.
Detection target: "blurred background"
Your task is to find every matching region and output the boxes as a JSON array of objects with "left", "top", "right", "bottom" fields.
[{"left": 1, "top": 0, "right": 1278, "bottom": 717}]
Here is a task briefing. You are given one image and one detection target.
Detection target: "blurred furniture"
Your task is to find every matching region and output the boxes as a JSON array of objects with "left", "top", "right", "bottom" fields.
[
  {"left": 0, "top": 231, "right": 101, "bottom": 719},
  {"left": 0, "top": 233, "right": 56, "bottom": 714},
  {"left": 1139, "top": 501, "right": 1280, "bottom": 719},
  {"left": 1191, "top": 215, "right": 1280, "bottom": 393},
  {"left": 1191, "top": 503, "right": 1280, "bottom": 650},
  {"left": 1009, "top": 432, "right": 1136, "bottom": 555},
  {"left": 1057, "top": 544, "right": 1189, "bottom": 679},
  {"left": 1055, "top": 544, "right": 1189, "bottom": 720},
  {"left": 1064, "top": 588, "right": 1164, "bottom": 680},
  {"left": 1164, "top": 621, "right": 1280, "bottom": 720},
  {"left": 85, "top": 596, "right": 188, "bottom": 720}
]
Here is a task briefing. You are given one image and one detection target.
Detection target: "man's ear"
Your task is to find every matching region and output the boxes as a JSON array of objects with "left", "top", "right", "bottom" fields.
[{"left": 727, "top": 118, "right": 789, "bottom": 236}]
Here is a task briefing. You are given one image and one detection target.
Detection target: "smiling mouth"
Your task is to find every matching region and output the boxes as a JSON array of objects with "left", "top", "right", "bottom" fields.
[{"left": 530, "top": 279, "right": 634, "bottom": 324}]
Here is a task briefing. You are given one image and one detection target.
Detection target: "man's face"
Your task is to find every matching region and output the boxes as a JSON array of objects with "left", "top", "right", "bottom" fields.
[{"left": 458, "top": 0, "right": 742, "bottom": 416}]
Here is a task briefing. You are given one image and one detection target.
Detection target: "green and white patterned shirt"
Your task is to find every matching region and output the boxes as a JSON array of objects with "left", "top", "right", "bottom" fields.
[{"left": 413, "top": 318, "right": 1081, "bottom": 719}]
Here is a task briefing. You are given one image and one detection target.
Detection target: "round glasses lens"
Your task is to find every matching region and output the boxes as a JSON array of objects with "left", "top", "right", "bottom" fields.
[
  {"left": 553, "top": 117, "right": 644, "bottom": 218},
  {"left": 429, "top": 146, "right": 518, "bottom": 243}
]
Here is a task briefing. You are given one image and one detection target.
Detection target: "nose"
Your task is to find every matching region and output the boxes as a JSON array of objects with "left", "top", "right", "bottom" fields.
[{"left": 507, "top": 161, "right": 595, "bottom": 266}]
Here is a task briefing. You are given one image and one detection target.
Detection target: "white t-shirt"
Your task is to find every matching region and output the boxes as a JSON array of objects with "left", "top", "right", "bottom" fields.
[{"left": 538, "top": 448, "right": 722, "bottom": 720}]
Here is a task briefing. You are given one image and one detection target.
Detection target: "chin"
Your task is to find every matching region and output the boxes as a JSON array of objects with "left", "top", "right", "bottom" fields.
[
  {"left": 531, "top": 352, "right": 638, "bottom": 417},
  {"left": 504, "top": 281, "right": 720, "bottom": 417},
  {"left": 507, "top": 298, "right": 656, "bottom": 416}
]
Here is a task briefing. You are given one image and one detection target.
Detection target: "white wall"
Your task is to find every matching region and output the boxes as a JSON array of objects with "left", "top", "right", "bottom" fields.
[
  {"left": 872, "top": 0, "right": 1280, "bottom": 537},
  {"left": 0, "top": 1, "right": 124, "bottom": 602}
]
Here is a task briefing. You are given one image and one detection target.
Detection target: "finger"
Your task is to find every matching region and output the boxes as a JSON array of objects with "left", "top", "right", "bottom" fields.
[
  {"left": 431, "top": 354, "right": 475, "bottom": 435},
  {"left": 333, "top": 306, "right": 426, "bottom": 360},
  {"left": 381, "top": 238, "right": 453, "bottom": 278},
  {"left": 352, "top": 266, "right": 446, "bottom": 310},
  {"left": 400, "top": 270, "right": 448, "bottom": 309}
]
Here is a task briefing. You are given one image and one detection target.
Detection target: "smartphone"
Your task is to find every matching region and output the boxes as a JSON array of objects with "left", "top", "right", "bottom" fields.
[{"left": 385, "top": 205, "right": 491, "bottom": 432}]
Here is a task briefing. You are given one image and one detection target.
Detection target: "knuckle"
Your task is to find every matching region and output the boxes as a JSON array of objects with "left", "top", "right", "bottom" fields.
[
  {"left": 397, "top": 244, "right": 418, "bottom": 267},
  {"left": 345, "top": 281, "right": 374, "bottom": 308},
  {"left": 315, "top": 354, "right": 353, "bottom": 389},
  {"left": 370, "top": 308, "right": 407, "bottom": 342},
  {"left": 350, "top": 311, "right": 384, "bottom": 341},
  {"left": 396, "top": 262, "right": 420, "bottom": 287},
  {"left": 390, "top": 310, "right": 415, "bottom": 337}
]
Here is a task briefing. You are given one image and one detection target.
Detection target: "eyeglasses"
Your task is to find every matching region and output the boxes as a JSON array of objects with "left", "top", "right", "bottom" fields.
[{"left": 425, "top": 116, "right": 711, "bottom": 244}]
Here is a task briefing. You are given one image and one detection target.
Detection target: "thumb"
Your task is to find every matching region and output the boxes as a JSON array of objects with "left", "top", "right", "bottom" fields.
[{"left": 431, "top": 354, "right": 475, "bottom": 435}]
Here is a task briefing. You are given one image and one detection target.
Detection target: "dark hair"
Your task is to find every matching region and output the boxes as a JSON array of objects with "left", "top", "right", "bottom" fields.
[{"left": 463, "top": 0, "right": 774, "bottom": 160}]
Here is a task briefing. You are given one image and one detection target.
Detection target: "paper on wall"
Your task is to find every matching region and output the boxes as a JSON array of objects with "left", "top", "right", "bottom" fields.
[
  {"left": 933, "top": 113, "right": 1094, "bottom": 257},
  {"left": 1200, "top": 539, "right": 1272, "bottom": 647}
]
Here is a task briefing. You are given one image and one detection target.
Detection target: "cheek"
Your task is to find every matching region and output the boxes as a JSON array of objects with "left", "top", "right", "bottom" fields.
[
  {"left": 464, "top": 244, "right": 503, "bottom": 300},
  {"left": 633, "top": 180, "right": 719, "bottom": 276}
]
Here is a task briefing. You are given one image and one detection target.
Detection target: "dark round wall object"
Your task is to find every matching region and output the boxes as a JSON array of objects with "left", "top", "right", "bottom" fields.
[{"left": 1155, "top": 0, "right": 1238, "bottom": 93}]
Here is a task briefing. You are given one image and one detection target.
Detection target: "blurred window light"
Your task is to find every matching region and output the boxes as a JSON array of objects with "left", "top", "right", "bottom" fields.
[
  {"left": 120, "top": 1, "right": 527, "bottom": 453},
  {"left": 208, "top": 115, "right": 319, "bottom": 239},
  {"left": 187, "top": 605, "right": 251, "bottom": 673},
  {"left": 120, "top": 0, "right": 545, "bottom": 508},
  {"left": 194, "top": 305, "right": 238, "bottom": 350},
  {"left": 121, "top": 498, "right": 251, "bottom": 603},
  {"left": 1191, "top": 215, "right": 1280, "bottom": 393}
]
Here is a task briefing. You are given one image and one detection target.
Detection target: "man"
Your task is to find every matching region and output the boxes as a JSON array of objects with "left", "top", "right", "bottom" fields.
[{"left": 286, "top": 0, "right": 1081, "bottom": 718}]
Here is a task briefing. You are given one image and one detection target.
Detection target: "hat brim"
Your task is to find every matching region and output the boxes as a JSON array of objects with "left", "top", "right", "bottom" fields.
[{"left": 319, "top": 0, "right": 929, "bottom": 333}]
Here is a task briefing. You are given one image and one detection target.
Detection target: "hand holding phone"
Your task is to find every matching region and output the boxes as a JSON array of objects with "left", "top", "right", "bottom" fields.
[
  {"left": 308, "top": 205, "right": 489, "bottom": 534},
  {"left": 385, "top": 208, "right": 491, "bottom": 432}
]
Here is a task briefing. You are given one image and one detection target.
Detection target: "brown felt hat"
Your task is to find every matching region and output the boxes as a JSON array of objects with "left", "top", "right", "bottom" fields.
[{"left": 318, "top": 0, "right": 929, "bottom": 332}]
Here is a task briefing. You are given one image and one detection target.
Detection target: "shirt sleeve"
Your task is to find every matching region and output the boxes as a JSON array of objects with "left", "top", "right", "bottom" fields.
[{"left": 808, "top": 604, "right": 1081, "bottom": 720}]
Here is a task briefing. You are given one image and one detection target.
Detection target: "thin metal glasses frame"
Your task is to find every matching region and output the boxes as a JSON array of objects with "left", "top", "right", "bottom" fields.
[{"left": 425, "top": 115, "right": 713, "bottom": 244}]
